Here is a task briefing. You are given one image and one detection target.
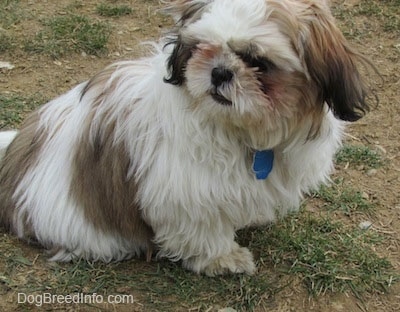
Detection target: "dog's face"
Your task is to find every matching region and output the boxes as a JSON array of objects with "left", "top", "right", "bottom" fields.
[{"left": 164, "top": 0, "right": 371, "bottom": 147}]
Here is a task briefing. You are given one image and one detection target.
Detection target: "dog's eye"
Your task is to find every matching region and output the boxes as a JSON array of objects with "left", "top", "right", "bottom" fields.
[{"left": 236, "top": 52, "right": 274, "bottom": 72}]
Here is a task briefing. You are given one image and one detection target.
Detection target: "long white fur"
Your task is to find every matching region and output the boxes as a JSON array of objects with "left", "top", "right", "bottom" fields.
[
  {"left": 12, "top": 85, "right": 145, "bottom": 262},
  {"left": 10, "top": 49, "right": 343, "bottom": 271},
  {"left": 1, "top": 0, "right": 346, "bottom": 275}
]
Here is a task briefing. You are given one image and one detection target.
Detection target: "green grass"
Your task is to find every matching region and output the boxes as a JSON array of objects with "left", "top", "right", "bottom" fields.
[
  {"left": 0, "top": 33, "right": 13, "bottom": 53},
  {"left": 333, "top": 0, "right": 400, "bottom": 38},
  {"left": 24, "top": 14, "right": 111, "bottom": 57},
  {"left": 0, "top": 94, "right": 46, "bottom": 129},
  {"left": 314, "top": 180, "right": 374, "bottom": 215},
  {"left": 355, "top": 0, "right": 400, "bottom": 28},
  {"left": 335, "top": 144, "right": 384, "bottom": 169},
  {"left": 1, "top": 209, "right": 395, "bottom": 311},
  {"left": 96, "top": 3, "right": 133, "bottom": 17},
  {"left": 133, "top": 262, "right": 280, "bottom": 311},
  {"left": 0, "top": 0, "right": 21, "bottom": 53},
  {"left": 0, "top": 250, "right": 280, "bottom": 311},
  {"left": 65, "top": 0, "right": 85, "bottom": 12},
  {"left": 246, "top": 214, "right": 395, "bottom": 297},
  {"left": 0, "top": 0, "right": 22, "bottom": 30}
]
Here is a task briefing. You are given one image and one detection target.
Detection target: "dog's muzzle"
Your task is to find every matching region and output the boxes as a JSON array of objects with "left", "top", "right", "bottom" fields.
[{"left": 210, "top": 67, "right": 233, "bottom": 106}]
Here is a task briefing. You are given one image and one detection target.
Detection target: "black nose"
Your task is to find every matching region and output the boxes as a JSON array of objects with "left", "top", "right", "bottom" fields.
[{"left": 211, "top": 67, "right": 234, "bottom": 87}]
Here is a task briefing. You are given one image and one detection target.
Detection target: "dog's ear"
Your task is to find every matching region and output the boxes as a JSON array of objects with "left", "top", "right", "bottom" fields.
[
  {"left": 164, "top": 35, "right": 196, "bottom": 86},
  {"left": 162, "top": 1, "right": 208, "bottom": 86},
  {"left": 301, "top": 3, "right": 373, "bottom": 122},
  {"left": 163, "top": 0, "right": 210, "bottom": 24}
]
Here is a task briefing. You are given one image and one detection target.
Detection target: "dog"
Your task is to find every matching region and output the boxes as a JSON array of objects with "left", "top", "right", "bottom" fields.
[{"left": 0, "top": 0, "right": 371, "bottom": 276}]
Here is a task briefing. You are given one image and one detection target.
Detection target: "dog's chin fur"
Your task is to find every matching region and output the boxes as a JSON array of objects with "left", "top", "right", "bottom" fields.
[{"left": 0, "top": 0, "right": 372, "bottom": 276}]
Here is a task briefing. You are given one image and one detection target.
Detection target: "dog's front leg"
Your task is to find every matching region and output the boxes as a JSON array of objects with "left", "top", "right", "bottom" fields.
[
  {"left": 183, "top": 241, "right": 256, "bottom": 276},
  {"left": 153, "top": 218, "right": 255, "bottom": 276}
]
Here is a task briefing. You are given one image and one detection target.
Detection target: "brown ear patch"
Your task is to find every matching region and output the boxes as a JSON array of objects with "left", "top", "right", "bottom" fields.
[{"left": 300, "top": 3, "right": 372, "bottom": 121}]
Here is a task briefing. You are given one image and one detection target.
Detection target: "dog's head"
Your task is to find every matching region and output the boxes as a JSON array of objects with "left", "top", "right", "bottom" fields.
[{"left": 163, "top": 0, "right": 372, "bottom": 147}]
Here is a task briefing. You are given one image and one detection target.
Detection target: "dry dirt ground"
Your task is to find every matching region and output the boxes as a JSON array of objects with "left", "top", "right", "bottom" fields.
[{"left": 0, "top": 0, "right": 399, "bottom": 311}]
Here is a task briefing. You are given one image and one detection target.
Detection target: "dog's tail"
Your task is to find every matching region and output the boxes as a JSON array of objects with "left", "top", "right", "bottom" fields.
[{"left": 0, "top": 131, "right": 18, "bottom": 161}]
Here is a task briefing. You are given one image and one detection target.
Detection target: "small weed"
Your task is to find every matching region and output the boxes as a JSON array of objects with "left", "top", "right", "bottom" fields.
[
  {"left": 0, "top": 250, "right": 32, "bottom": 273},
  {"left": 313, "top": 179, "right": 374, "bottom": 215},
  {"left": 0, "top": 94, "right": 46, "bottom": 129},
  {"left": 24, "top": 14, "right": 111, "bottom": 57},
  {"left": 0, "top": 33, "right": 14, "bottom": 53},
  {"left": 96, "top": 3, "right": 133, "bottom": 17},
  {"left": 335, "top": 144, "right": 384, "bottom": 169}
]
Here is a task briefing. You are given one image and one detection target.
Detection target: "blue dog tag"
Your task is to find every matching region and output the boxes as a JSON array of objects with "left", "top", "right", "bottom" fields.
[{"left": 253, "top": 150, "right": 274, "bottom": 180}]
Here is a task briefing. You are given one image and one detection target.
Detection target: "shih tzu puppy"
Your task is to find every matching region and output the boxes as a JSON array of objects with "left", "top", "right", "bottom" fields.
[{"left": 0, "top": 0, "right": 371, "bottom": 276}]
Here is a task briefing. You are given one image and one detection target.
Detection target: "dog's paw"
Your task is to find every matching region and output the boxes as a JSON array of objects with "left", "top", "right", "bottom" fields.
[{"left": 203, "top": 246, "right": 256, "bottom": 276}]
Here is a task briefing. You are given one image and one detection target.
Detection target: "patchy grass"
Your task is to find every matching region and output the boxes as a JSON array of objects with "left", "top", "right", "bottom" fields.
[
  {"left": 0, "top": 33, "right": 13, "bottom": 53},
  {"left": 0, "top": 0, "right": 22, "bottom": 53},
  {"left": 96, "top": 3, "right": 133, "bottom": 17},
  {"left": 335, "top": 145, "right": 385, "bottom": 169},
  {"left": 1, "top": 208, "right": 395, "bottom": 311},
  {"left": 24, "top": 14, "right": 111, "bottom": 57},
  {"left": 0, "top": 0, "right": 22, "bottom": 30},
  {"left": 0, "top": 245, "right": 280, "bottom": 311},
  {"left": 246, "top": 213, "right": 396, "bottom": 297},
  {"left": 314, "top": 180, "right": 374, "bottom": 215},
  {"left": 135, "top": 262, "right": 280, "bottom": 311},
  {"left": 0, "top": 94, "right": 46, "bottom": 129},
  {"left": 332, "top": 0, "right": 400, "bottom": 38},
  {"left": 355, "top": 0, "right": 400, "bottom": 32}
]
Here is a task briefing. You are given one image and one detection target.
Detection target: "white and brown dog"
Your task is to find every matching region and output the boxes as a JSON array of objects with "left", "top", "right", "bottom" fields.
[{"left": 0, "top": 0, "right": 371, "bottom": 276}]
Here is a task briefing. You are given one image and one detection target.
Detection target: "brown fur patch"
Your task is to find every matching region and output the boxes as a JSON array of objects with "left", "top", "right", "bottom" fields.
[
  {"left": 267, "top": 0, "right": 372, "bottom": 122},
  {"left": 297, "top": 1, "right": 371, "bottom": 121},
  {"left": 0, "top": 111, "right": 45, "bottom": 238},
  {"left": 81, "top": 64, "right": 119, "bottom": 100},
  {"left": 258, "top": 68, "right": 324, "bottom": 138},
  {"left": 71, "top": 70, "right": 155, "bottom": 257}
]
